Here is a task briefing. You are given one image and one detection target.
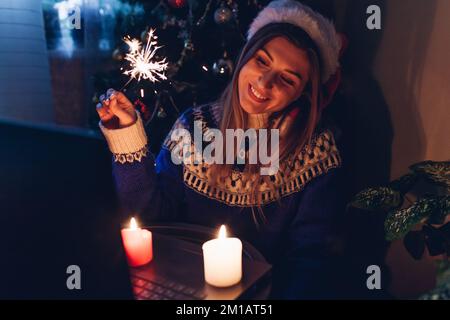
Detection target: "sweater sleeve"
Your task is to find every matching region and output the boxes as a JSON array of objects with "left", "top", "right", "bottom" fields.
[
  {"left": 270, "top": 167, "right": 347, "bottom": 299},
  {"left": 99, "top": 111, "right": 185, "bottom": 223}
]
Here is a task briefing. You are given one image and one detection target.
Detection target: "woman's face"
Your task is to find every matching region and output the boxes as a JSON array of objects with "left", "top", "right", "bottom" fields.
[{"left": 238, "top": 36, "right": 311, "bottom": 114}]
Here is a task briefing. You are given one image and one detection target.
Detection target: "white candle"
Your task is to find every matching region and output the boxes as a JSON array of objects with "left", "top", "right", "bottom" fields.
[{"left": 202, "top": 225, "right": 242, "bottom": 287}]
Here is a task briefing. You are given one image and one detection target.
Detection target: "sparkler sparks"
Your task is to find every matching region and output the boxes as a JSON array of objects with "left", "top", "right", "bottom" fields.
[
  {"left": 124, "top": 37, "right": 141, "bottom": 54},
  {"left": 122, "top": 29, "right": 169, "bottom": 84}
]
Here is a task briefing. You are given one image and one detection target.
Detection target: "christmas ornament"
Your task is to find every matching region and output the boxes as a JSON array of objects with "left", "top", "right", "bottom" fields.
[
  {"left": 214, "top": 3, "right": 233, "bottom": 25},
  {"left": 168, "top": 0, "right": 187, "bottom": 9},
  {"left": 212, "top": 58, "right": 233, "bottom": 77}
]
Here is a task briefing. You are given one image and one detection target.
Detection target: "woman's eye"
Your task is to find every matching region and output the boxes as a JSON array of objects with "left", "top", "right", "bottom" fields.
[
  {"left": 281, "top": 76, "right": 294, "bottom": 86},
  {"left": 256, "top": 56, "right": 268, "bottom": 66}
]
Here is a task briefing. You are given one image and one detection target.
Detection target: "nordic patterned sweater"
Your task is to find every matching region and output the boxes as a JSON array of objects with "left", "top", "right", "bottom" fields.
[{"left": 100, "top": 103, "right": 347, "bottom": 299}]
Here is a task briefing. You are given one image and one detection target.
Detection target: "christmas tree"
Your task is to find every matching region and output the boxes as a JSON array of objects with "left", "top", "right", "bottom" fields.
[{"left": 90, "top": 0, "right": 337, "bottom": 152}]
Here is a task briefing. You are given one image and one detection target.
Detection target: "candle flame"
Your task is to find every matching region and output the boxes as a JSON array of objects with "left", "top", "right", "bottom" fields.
[
  {"left": 218, "top": 225, "right": 227, "bottom": 239},
  {"left": 130, "top": 217, "right": 138, "bottom": 230}
]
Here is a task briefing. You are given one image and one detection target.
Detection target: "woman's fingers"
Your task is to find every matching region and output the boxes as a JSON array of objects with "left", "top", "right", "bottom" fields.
[
  {"left": 99, "top": 89, "right": 117, "bottom": 107},
  {"left": 96, "top": 102, "right": 120, "bottom": 129},
  {"left": 109, "top": 95, "right": 136, "bottom": 127},
  {"left": 96, "top": 102, "right": 113, "bottom": 120},
  {"left": 102, "top": 89, "right": 132, "bottom": 110},
  {"left": 96, "top": 103, "right": 105, "bottom": 116},
  {"left": 106, "top": 88, "right": 116, "bottom": 99},
  {"left": 96, "top": 88, "right": 136, "bottom": 128},
  {"left": 113, "top": 91, "right": 133, "bottom": 108}
]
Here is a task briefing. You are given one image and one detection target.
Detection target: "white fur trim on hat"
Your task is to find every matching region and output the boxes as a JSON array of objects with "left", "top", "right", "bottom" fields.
[{"left": 247, "top": 0, "right": 341, "bottom": 83}]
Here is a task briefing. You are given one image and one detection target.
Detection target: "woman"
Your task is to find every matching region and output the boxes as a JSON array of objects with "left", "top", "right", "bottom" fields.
[{"left": 97, "top": 0, "right": 348, "bottom": 299}]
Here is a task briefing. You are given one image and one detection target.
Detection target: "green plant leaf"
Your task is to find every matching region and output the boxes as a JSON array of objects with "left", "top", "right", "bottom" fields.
[
  {"left": 410, "top": 160, "right": 450, "bottom": 189},
  {"left": 349, "top": 187, "right": 402, "bottom": 211},
  {"left": 388, "top": 173, "right": 418, "bottom": 195},
  {"left": 385, "top": 195, "right": 447, "bottom": 241},
  {"left": 426, "top": 195, "right": 450, "bottom": 225}
]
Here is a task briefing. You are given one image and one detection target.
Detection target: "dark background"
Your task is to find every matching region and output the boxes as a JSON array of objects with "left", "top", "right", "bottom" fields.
[{"left": 1, "top": 0, "right": 448, "bottom": 298}]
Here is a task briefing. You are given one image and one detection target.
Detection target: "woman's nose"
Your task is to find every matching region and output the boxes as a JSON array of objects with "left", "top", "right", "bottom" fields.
[{"left": 258, "top": 71, "right": 275, "bottom": 89}]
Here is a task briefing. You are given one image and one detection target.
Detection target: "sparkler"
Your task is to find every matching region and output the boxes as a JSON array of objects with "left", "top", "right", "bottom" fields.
[{"left": 121, "top": 28, "right": 169, "bottom": 91}]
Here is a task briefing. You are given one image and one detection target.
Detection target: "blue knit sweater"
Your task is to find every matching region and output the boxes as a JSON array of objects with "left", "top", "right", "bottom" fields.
[{"left": 100, "top": 103, "right": 347, "bottom": 299}]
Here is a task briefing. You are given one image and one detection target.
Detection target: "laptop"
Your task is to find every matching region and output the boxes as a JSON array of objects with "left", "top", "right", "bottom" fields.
[{"left": 129, "top": 230, "right": 272, "bottom": 300}]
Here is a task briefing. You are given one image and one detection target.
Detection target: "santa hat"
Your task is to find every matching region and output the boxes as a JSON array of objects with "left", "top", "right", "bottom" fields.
[{"left": 247, "top": 0, "right": 342, "bottom": 84}]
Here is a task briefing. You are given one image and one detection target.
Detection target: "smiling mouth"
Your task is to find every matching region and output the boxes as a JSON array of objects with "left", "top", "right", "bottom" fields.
[{"left": 248, "top": 84, "right": 269, "bottom": 103}]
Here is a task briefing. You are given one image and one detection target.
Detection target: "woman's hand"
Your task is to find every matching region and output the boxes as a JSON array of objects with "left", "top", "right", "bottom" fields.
[{"left": 96, "top": 88, "right": 137, "bottom": 129}]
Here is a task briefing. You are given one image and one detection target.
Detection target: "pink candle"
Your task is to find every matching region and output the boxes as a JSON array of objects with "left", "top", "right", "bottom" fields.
[{"left": 121, "top": 217, "right": 153, "bottom": 267}]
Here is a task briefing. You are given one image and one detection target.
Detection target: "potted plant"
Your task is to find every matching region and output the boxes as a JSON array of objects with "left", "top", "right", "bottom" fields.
[{"left": 348, "top": 160, "right": 449, "bottom": 299}]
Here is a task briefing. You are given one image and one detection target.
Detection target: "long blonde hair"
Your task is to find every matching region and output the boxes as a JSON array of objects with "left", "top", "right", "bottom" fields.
[{"left": 210, "top": 23, "right": 324, "bottom": 216}]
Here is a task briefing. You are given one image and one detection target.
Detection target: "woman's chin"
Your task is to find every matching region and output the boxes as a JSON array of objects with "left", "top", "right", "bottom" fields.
[{"left": 240, "top": 101, "right": 267, "bottom": 114}]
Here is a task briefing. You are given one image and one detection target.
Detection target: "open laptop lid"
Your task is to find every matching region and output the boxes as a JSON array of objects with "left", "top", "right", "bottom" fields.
[{"left": 131, "top": 228, "right": 272, "bottom": 300}]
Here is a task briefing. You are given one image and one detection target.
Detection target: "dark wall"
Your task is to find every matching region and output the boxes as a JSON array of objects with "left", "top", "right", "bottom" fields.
[{"left": 0, "top": 122, "right": 130, "bottom": 298}]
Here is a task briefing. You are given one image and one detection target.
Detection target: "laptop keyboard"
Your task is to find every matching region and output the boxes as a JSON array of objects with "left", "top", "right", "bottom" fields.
[{"left": 131, "top": 274, "right": 207, "bottom": 300}]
